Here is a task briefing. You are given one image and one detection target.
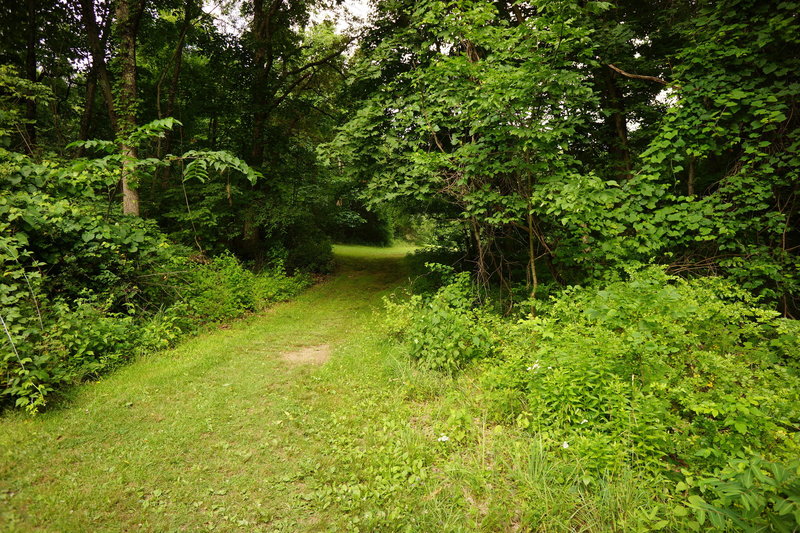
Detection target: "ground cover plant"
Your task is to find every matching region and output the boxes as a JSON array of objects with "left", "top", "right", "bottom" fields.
[
  {"left": 382, "top": 264, "right": 800, "bottom": 529},
  {"left": 1, "top": 133, "right": 308, "bottom": 411}
]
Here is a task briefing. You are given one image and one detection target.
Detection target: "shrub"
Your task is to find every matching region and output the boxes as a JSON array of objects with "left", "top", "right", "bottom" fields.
[
  {"left": 678, "top": 455, "right": 800, "bottom": 531},
  {"left": 473, "top": 267, "right": 800, "bottom": 484},
  {"left": 386, "top": 266, "right": 498, "bottom": 373},
  {"left": 183, "top": 254, "right": 310, "bottom": 322},
  {"left": 252, "top": 263, "right": 311, "bottom": 308},
  {"left": 383, "top": 263, "right": 800, "bottom": 530},
  {"left": 287, "top": 230, "right": 334, "bottom": 273}
]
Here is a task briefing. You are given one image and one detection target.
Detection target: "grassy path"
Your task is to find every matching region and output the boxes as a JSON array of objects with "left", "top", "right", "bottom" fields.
[
  {"left": 0, "top": 244, "right": 423, "bottom": 532},
  {"left": 2, "top": 244, "right": 649, "bottom": 532}
]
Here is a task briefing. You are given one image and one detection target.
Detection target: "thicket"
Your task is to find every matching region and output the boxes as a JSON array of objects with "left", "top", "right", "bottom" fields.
[
  {"left": 2, "top": 0, "right": 799, "bottom": 527},
  {"left": 0, "top": 70, "right": 309, "bottom": 411},
  {"left": 331, "top": 2, "right": 800, "bottom": 523},
  {"left": 329, "top": 0, "right": 799, "bottom": 315},
  {"left": 384, "top": 265, "right": 800, "bottom": 529},
  {"left": 0, "top": 145, "right": 309, "bottom": 411}
]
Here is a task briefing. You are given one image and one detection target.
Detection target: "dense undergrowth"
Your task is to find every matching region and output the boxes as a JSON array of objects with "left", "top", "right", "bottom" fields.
[
  {"left": 382, "top": 263, "right": 800, "bottom": 530},
  {"left": 0, "top": 148, "right": 309, "bottom": 413}
]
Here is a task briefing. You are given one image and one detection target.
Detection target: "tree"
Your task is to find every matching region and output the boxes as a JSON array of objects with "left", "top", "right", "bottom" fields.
[
  {"left": 114, "top": 0, "right": 147, "bottom": 215},
  {"left": 247, "top": 0, "right": 351, "bottom": 166}
]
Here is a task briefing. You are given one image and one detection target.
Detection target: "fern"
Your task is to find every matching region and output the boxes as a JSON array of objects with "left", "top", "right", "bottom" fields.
[{"left": 180, "top": 150, "right": 262, "bottom": 185}]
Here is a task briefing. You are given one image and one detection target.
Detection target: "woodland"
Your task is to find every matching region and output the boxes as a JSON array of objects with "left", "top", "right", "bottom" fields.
[{"left": 1, "top": 0, "right": 799, "bottom": 531}]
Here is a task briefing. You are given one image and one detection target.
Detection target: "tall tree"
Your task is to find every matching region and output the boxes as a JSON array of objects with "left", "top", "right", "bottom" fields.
[
  {"left": 248, "top": 0, "right": 351, "bottom": 166},
  {"left": 23, "top": 0, "right": 37, "bottom": 152},
  {"left": 78, "top": 0, "right": 118, "bottom": 133},
  {"left": 115, "top": 0, "right": 146, "bottom": 215}
]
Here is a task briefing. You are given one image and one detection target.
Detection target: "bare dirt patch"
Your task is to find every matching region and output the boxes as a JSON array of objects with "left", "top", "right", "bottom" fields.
[{"left": 280, "top": 344, "right": 331, "bottom": 365}]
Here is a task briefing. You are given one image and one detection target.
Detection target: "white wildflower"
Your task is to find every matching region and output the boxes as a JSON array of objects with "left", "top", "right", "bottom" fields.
[
  {"left": 437, "top": 435, "right": 450, "bottom": 442},
  {"left": 527, "top": 362, "right": 541, "bottom": 371},
  {"left": 561, "top": 441, "right": 569, "bottom": 449}
]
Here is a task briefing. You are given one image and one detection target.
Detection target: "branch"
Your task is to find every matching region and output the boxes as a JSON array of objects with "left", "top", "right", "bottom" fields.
[
  {"left": 607, "top": 63, "right": 667, "bottom": 85},
  {"left": 285, "top": 38, "right": 354, "bottom": 78},
  {"left": 269, "top": 72, "right": 314, "bottom": 112}
]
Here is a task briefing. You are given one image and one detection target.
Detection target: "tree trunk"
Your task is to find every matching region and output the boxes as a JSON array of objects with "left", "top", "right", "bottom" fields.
[
  {"left": 157, "top": 0, "right": 195, "bottom": 187},
  {"left": 115, "top": 0, "right": 145, "bottom": 216},
  {"left": 79, "top": 0, "right": 118, "bottom": 133},
  {"left": 471, "top": 217, "right": 489, "bottom": 286},
  {"left": 526, "top": 207, "right": 538, "bottom": 316},
  {"left": 602, "top": 69, "right": 632, "bottom": 180},
  {"left": 250, "top": 0, "right": 282, "bottom": 166},
  {"left": 24, "top": 0, "right": 37, "bottom": 153},
  {"left": 209, "top": 113, "right": 218, "bottom": 149},
  {"left": 76, "top": 67, "right": 97, "bottom": 156}
]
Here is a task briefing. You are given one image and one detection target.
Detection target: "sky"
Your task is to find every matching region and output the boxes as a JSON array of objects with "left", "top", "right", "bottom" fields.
[
  {"left": 311, "top": 0, "right": 372, "bottom": 33},
  {"left": 203, "top": 0, "right": 373, "bottom": 36}
]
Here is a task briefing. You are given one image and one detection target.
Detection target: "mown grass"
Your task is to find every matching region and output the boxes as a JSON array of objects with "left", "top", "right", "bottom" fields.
[{"left": 1, "top": 243, "right": 653, "bottom": 532}]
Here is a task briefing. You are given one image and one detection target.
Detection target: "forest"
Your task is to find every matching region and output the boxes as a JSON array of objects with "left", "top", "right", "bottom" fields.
[{"left": 1, "top": 0, "right": 799, "bottom": 531}]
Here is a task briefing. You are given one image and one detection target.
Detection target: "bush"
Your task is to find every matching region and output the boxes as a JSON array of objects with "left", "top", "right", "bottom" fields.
[
  {"left": 284, "top": 223, "right": 334, "bottom": 273},
  {"left": 184, "top": 253, "right": 310, "bottom": 321},
  {"left": 383, "top": 264, "right": 800, "bottom": 528},
  {"left": 1, "top": 150, "right": 311, "bottom": 413},
  {"left": 385, "top": 266, "right": 498, "bottom": 373},
  {"left": 676, "top": 455, "right": 800, "bottom": 531},
  {"left": 1, "top": 253, "right": 310, "bottom": 412},
  {"left": 479, "top": 268, "right": 800, "bottom": 473}
]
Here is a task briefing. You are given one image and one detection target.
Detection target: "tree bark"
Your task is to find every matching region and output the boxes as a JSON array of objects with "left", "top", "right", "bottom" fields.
[
  {"left": 527, "top": 208, "right": 539, "bottom": 316},
  {"left": 248, "top": 0, "right": 350, "bottom": 165},
  {"left": 209, "top": 113, "right": 217, "bottom": 149},
  {"left": 156, "top": 0, "right": 196, "bottom": 187},
  {"left": 24, "top": 0, "right": 37, "bottom": 153},
  {"left": 601, "top": 69, "right": 632, "bottom": 180},
  {"left": 250, "top": 0, "right": 280, "bottom": 165},
  {"left": 79, "top": 0, "right": 118, "bottom": 133},
  {"left": 607, "top": 63, "right": 667, "bottom": 86},
  {"left": 77, "top": 67, "right": 97, "bottom": 155},
  {"left": 115, "top": 0, "right": 145, "bottom": 216}
]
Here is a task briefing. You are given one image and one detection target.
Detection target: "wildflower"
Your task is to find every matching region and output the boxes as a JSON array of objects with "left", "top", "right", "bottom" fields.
[
  {"left": 437, "top": 435, "right": 450, "bottom": 442},
  {"left": 561, "top": 441, "right": 569, "bottom": 449},
  {"left": 527, "top": 362, "right": 541, "bottom": 371}
]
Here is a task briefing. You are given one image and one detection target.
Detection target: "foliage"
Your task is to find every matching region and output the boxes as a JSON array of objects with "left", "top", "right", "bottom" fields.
[
  {"left": 677, "top": 456, "right": 800, "bottom": 531},
  {"left": 0, "top": 145, "right": 307, "bottom": 412},
  {"left": 183, "top": 253, "right": 310, "bottom": 322},
  {"left": 0, "top": 65, "right": 53, "bottom": 147},
  {"left": 384, "top": 264, "right": 800, "bottom": 528},
  {"left": 385, "top": 264, "right": 497, "bottom": 373},
  {"left": 329, "top": 0, "right": 800, "bottom": 313},
  {"left": 1, "top": 248, "right": 308, "bottom": 412}
]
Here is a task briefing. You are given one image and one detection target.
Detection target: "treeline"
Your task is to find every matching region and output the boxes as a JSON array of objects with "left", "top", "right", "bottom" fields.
[
  {"left": 330, "top": 0, "right": 799, "bottom": 314},
  {"left": 1, "top": 0, "right": 386, "bottom": 258}
]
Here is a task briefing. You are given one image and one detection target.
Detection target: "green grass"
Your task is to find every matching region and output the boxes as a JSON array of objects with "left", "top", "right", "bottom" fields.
[{"left": 0, "top": 243, "right": 653, "bottom": 532}]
